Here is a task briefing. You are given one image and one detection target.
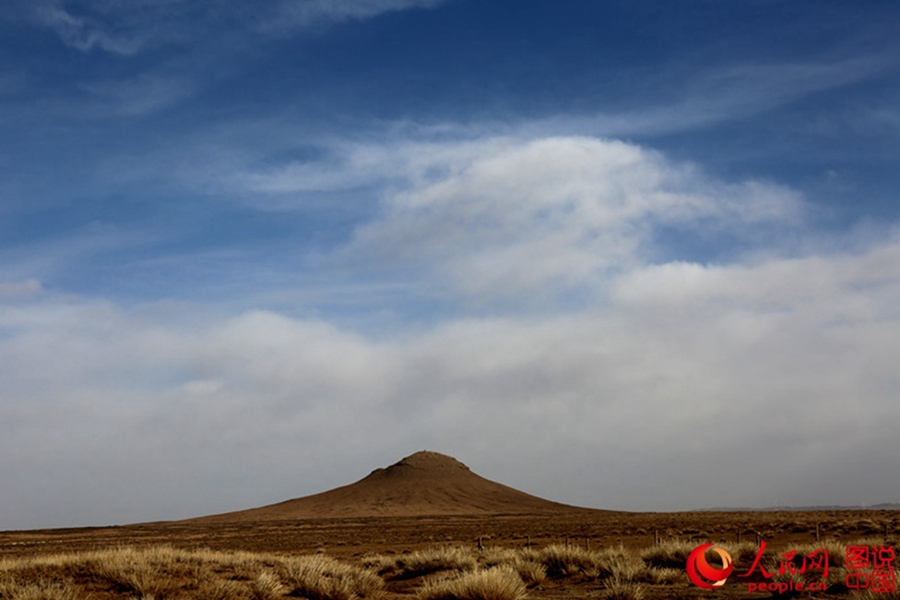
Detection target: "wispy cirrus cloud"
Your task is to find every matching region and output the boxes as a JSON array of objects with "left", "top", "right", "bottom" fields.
[
  {"left": 260, "top": 0, "right": 449, "bottom": 32},
  {"left": 24, "top": 0, "right": 452, "bottom": 56},
  {"left": 0, "top": 221, "right": 159, "bottom": 294},
  {"left": 528, "top": 55, "right": 898, "bottom": 138},
  {"left": 80, "top": 73, "right": 196, "bottom": 116},
  {"left": 34, "top": 4, "right": 149, "bottom": 55}
]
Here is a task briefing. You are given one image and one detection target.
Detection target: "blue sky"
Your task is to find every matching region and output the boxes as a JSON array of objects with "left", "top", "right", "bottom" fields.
[{"left": 2, "top": 0, "right": 900, "bottom": 529}]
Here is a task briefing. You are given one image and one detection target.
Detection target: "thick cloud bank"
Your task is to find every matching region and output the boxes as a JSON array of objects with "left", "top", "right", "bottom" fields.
[{"left": 2, "top": 135, "right": 898, "bottom": 528}]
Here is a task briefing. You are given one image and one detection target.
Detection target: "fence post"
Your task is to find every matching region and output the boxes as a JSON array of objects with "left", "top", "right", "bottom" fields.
[{"left": 815, "top": 524, "right": 820, "bottom": 542}]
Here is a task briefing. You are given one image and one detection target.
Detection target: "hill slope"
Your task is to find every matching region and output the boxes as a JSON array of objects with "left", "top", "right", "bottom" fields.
[{"left": 191, "top": 451, "right": 593, "bottom": 521}]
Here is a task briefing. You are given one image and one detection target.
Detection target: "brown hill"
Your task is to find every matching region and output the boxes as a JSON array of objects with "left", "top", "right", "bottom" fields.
[{"left": 190, "top": 451, "right": 593, "bottom": 522}]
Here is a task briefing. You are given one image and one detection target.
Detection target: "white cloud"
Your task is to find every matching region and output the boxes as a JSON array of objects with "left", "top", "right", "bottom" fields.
[
  {"left": 337, "top": 136, "right": 803, "bottom": 301},
  {"left": 35, "top": 5, "right": 146, "bottom": 55},
  {"left": 221, "top": 134, "right": 803, "bottom": 303},
  {"left": 3, "top": 233, "right": 900, "bottom": 527},
  {"left": 27, "top": 0, "right": 448, "bottom": 58},
  {"left": 262, "top": 0, "right": 448, "bottom": 31},
  {"left": 615, "top": 241, "right": 900, "bottom": 310},
  {"left": 2, "top": 133, "right": 898, "bottom": 528}
]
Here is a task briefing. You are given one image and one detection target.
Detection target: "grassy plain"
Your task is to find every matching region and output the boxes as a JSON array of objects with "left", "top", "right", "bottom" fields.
[{"left": 0, "top": 510, "right": 897, "bottom": 599}]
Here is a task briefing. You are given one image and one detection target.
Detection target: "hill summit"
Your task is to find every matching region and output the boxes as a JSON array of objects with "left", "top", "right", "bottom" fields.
[
  {"left": 366, "top": 450, "right": 471, "bottom": 478},
  {"left": 191, "top": 450, "right": 590, "bottom": 521}
]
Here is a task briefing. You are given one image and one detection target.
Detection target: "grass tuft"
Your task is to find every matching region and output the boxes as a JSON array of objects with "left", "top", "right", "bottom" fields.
[
  {"left": 639, "top": 540, "right": 696, "bottom": 570},
  {"left": 417, "top": 566, "right": 526, "bottom": 600},
  {"left": 366, "top": 546, "right": 478, "bottom": 579},
  {"left": 535, "top": 544, "right": 595, "bottom": 578},
  {"left": 279, "top": 554, "right": 384, "bottom": 600},
  {"left": 602, "top": 576, "right": 645, "bottom": 600},
  {"left": 0, "top": 580, "right": 83, "bottom": 600},
  {"left": 251, "top": 570, "right": 286, "bottom": 600}
]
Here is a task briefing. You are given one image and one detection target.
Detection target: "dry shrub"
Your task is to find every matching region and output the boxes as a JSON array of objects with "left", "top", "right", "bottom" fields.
[
  {"left": 89, "top": 550, "right": 165, "bottom": 597},
  {"left": 195, "top": 577, "right": 246, "bottom": 600},
  {"left": 0, "top": 545, "right": 379, "bottom": 600},
  {"left": 595, "top": 546, "right": 646, "bottom": 582},
  {"left": 86, "top": 545, "right": 199, "bottom": 598},
  {"left": 475, "top": 548, "right": 543, "bottom": 587},
  {"left": 417, "top": 566, "right": 526, "bottom": 600},
  {"left": 0, "top": 580, "right": 82, "bottom": 600},
  {"left": 510, "top": 559, "right": 545, "bottom": 587},
  {"left": 602, "top": 576, "right": 645, "bottom": 600},
  {"left": 639, "top": 540, "right": 696, "bottom": 570},
  {"left": 643, "top": 567, "right": 683, "bottom": 584},
  {"left": 535, "top": 544, "right": 595, "bottom": 578},
  {"left": 478, "top": 549, "right": 518, "bottom": 568},
  {"left": 279, "top": 554, "right": 383, "bottom": 600},
  {"left": 251, "top": 571, "right": 286, "bottom": 600},
  {"left": 526, "top": 544, "right": 648, "bottom": 581},
  {"left": 360, "top": 554, "right": 397, "bottom": 573},
  {"left": 367, "top": 547, "right": 477, "bottom": 579}
]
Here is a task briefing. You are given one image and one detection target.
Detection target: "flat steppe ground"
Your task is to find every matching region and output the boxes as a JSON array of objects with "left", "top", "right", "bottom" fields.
[
  {"left": 1, "top": 510, "right": 896, "bottom": 599},
  {"left": 1, "top": 510, "right": 896, "bottom": 558}
]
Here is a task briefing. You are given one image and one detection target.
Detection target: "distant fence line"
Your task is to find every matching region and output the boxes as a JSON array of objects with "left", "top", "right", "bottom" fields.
[{"left": 471, "top": 522, "right": 892, "bottom": 550}]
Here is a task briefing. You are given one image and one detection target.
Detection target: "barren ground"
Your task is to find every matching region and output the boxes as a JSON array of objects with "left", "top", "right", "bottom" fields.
[{"left": 1, "top": 509, "right": 896, "bottom": 599}]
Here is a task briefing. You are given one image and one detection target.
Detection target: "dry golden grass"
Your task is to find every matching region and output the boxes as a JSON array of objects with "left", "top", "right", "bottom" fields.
[
  {"left": 521, "top": 544, "right": 650, "bottom": 582},
  {"left": 364, "top": 546, "right": 477, "bottom": 578},
  {"left": 365, "top": 545, "right": 547, "bottom": 589},
  {"left": 278, "top": 554, "right": 384, "bottom": 600},
  {"left": 638, "top": 540, "right": 697, "bottom": 570},
  {"left": 602, "top": 576, "right": 645, "bottom": 600},
  {"left": 595, "top": 546, "right": 647, "bottom": 581},
  {"left": 0, "top": 536, "right": 894, "bottom": 599},
  {"left": 251, "top": 570, "right": 286, "bottom": 600},
  {"left": 0, "top": 579, "right": 82, "bottom": 600},
  {"left": 532, "top": 544, "right": 595, "bottom": 578},
  {"left": 642, "top": 566, "right": 684, "bottom": 585},
  {"left": 87, "top": 545, "right": 200, "bottom": 597},
  {"left": 508, "top": 559, "right": 546, "bottom": 587},
  {"left": 472, "top": 547, "right": 546, "bottom": 587},
  {"left": 0, "top": 545, "right": 383, "bottom": 600},
  {"left": 417, "top": 566, "right": 526, "bottom": 600}
]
